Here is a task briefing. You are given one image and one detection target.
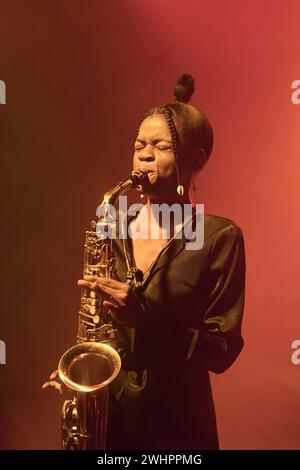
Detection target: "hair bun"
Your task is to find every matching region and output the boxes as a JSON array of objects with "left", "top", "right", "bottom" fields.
[{"left": 173, "top": 74, "right": 195, "bottom": 103}]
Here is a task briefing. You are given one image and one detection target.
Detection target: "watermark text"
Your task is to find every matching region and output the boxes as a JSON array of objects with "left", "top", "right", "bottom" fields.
[
  {"left": 0, "top": 80, "right": 6, "bottom": 104},
  {"left": 96, "top": 197, "right": 204, "bottom": 250},
  {"left": 291, "top": 339, "right": 300, "bottom": 365},
  {"left": 0, "top": 340, "right": 6, "bottom": 364},
  {"left": 291, "top": 80, "right": 300, "bottom": 105}
]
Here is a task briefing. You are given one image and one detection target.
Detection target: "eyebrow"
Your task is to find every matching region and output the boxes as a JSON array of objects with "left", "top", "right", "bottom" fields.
[{"left": 135, "top": 138, "right": 173, "bottom": 144}]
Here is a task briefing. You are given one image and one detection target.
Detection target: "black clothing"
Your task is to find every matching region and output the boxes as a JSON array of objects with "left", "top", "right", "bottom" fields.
[{"left": 108, "top": 213, "right": 246, "bottom": 450}]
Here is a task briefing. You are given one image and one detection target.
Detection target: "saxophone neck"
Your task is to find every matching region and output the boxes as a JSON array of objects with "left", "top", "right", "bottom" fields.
[{"left": 101, "top": 170, "right": 148, "bottom": 208}]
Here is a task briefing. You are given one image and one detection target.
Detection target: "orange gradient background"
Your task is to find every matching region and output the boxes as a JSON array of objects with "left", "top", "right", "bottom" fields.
[{"left": 0, "top": 0, "right": 299, "bottom": 449}]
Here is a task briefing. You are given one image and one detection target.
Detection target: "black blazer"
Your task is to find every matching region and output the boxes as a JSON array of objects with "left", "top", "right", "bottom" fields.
[{"left": 107, "top": 213, "right": 246, "bottom": 450}]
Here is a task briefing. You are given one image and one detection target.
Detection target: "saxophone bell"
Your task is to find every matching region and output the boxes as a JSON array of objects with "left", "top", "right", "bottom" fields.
[{"left": 59, "top": 342, "right": 121, "bottom": 450}]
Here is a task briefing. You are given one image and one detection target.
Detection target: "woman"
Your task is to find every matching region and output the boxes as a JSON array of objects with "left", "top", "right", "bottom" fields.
[{"left": 43, "top": 74, "right": 246, "bottom": 450}]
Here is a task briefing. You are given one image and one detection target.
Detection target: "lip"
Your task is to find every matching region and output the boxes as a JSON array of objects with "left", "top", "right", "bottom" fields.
[{"left": 137, "top": 168, "right": 154, "bottom": 174}]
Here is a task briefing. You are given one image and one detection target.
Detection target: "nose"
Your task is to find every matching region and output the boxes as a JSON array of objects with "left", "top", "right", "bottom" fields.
[{"left": 138, "top": 152, "right": 155, "bottom": 162}]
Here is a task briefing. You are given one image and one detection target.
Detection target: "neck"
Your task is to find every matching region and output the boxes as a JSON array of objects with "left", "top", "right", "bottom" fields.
[
  {"left": 147, "top": 192, "right": 191, "bottom": 207},
  {"left": 135, "top": 194, "right": 193, "bottom": 238}
]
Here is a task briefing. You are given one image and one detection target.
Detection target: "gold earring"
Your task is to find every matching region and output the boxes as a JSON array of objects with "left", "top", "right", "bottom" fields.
[{"left": 177, "top": 185, "right": 184, "bottom": 196}]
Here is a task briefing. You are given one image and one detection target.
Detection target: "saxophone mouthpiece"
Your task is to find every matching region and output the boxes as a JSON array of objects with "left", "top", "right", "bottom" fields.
[{"left": 130, "top": 170, "right": 150, "bottom": 188}]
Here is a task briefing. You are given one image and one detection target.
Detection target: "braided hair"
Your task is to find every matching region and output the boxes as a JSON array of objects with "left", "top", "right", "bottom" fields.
[{"left": 135, "top": 74, "right": 213, "bottom": 195}]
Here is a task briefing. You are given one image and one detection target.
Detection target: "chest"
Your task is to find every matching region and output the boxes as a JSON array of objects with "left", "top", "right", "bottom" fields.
[{"left": 131, "top": 238, "right": 169, "bottom": 274}]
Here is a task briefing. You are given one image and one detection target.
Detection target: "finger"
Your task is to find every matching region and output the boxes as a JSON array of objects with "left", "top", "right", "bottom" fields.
[
  {"left": 78, "top": 280, "right": 98, "bottom": 290},
  {"left": 83, "top": 275, "right": 97, "bottom": 281},
  {"left": 83, "top": 275, "right": 128, "bottom": 292},
  {"left": 78, "top": 280, "right": 116, "bottom": 296},
  {"left": 78, "top": 279, "right": 91, "bottom": 287},
  {"left": 49, "top": 370, "right": 59, "bottom": 380},
  {"left": 103, "top": 300, "right": 120, "bottom": 311},
  {"left": 78, "top": 280, "right": 122, "bottom": 306},
  {"left": 84, "top": 275, "right": 125, "bottom": 291},
  {"left": 78, "top": 278, "right": 127, "bottom": 303},
  {"left": 42, "top": 381, "right": 64, "bottom": 394},
  {"left": 96, "top": 283, "right": 125, "bottom": 299},
  {"left": 97, "top": 277, "right": 126, "bottom": 290}
]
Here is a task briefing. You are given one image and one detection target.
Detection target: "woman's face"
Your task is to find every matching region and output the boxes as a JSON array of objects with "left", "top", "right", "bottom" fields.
[{"left": 133, "top": 115, "right": 179, "bottom": 200}]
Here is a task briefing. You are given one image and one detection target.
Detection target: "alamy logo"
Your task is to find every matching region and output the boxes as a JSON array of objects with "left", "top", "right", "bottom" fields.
[
  {"left": 96, "top": 198, "right": 204, "bottom": 250},
  {"left": 291, "top": 80, "right": 300, "bottom": 105},
  {"left": 0, "top": 340, "right": 6, "bottom": 364},
  {"left": 0, "top": 80, "right": 6, "bottom": 104}
]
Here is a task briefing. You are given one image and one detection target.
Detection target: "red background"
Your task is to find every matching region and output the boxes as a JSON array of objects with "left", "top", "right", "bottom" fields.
[{"left": 0, "top": 0, "right": 299, "bottom": 449}]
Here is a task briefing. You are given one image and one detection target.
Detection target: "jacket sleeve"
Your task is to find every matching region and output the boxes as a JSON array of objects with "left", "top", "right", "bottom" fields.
[{"left": 195, "top": 223, "right": 246, "bottom": 373}]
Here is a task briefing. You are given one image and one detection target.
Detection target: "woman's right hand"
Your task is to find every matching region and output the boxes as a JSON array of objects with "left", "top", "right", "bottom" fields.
[{"left": 42, "top": 370, "right": 72, "bottom": 398}]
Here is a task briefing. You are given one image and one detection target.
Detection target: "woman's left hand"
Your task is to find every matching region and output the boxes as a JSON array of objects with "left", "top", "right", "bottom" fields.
[{"left": 78, "top": 275, "right": 143, "bottom": 328}]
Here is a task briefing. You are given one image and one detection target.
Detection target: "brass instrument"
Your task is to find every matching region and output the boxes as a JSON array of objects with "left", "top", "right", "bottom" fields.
[{"left": 58, "top": 170, "right": 147, "bottom": 450}]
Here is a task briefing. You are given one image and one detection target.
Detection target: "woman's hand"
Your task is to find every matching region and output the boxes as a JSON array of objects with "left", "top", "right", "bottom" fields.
[
  {"left": 78, "top": 275, "right": 143, "bottom": 328},
  {"left": 42, "top": 370, "right": 72, "bottom": 398}
]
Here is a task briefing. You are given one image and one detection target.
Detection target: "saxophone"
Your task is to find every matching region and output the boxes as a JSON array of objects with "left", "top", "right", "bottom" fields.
[{"left": 58, "top": 170, "right": 147, "bottom": 450}]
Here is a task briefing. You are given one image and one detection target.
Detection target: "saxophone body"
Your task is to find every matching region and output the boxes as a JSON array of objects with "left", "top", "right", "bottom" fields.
[{"left": 58, "top": 170, "right": 146, "bottom": 450}]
